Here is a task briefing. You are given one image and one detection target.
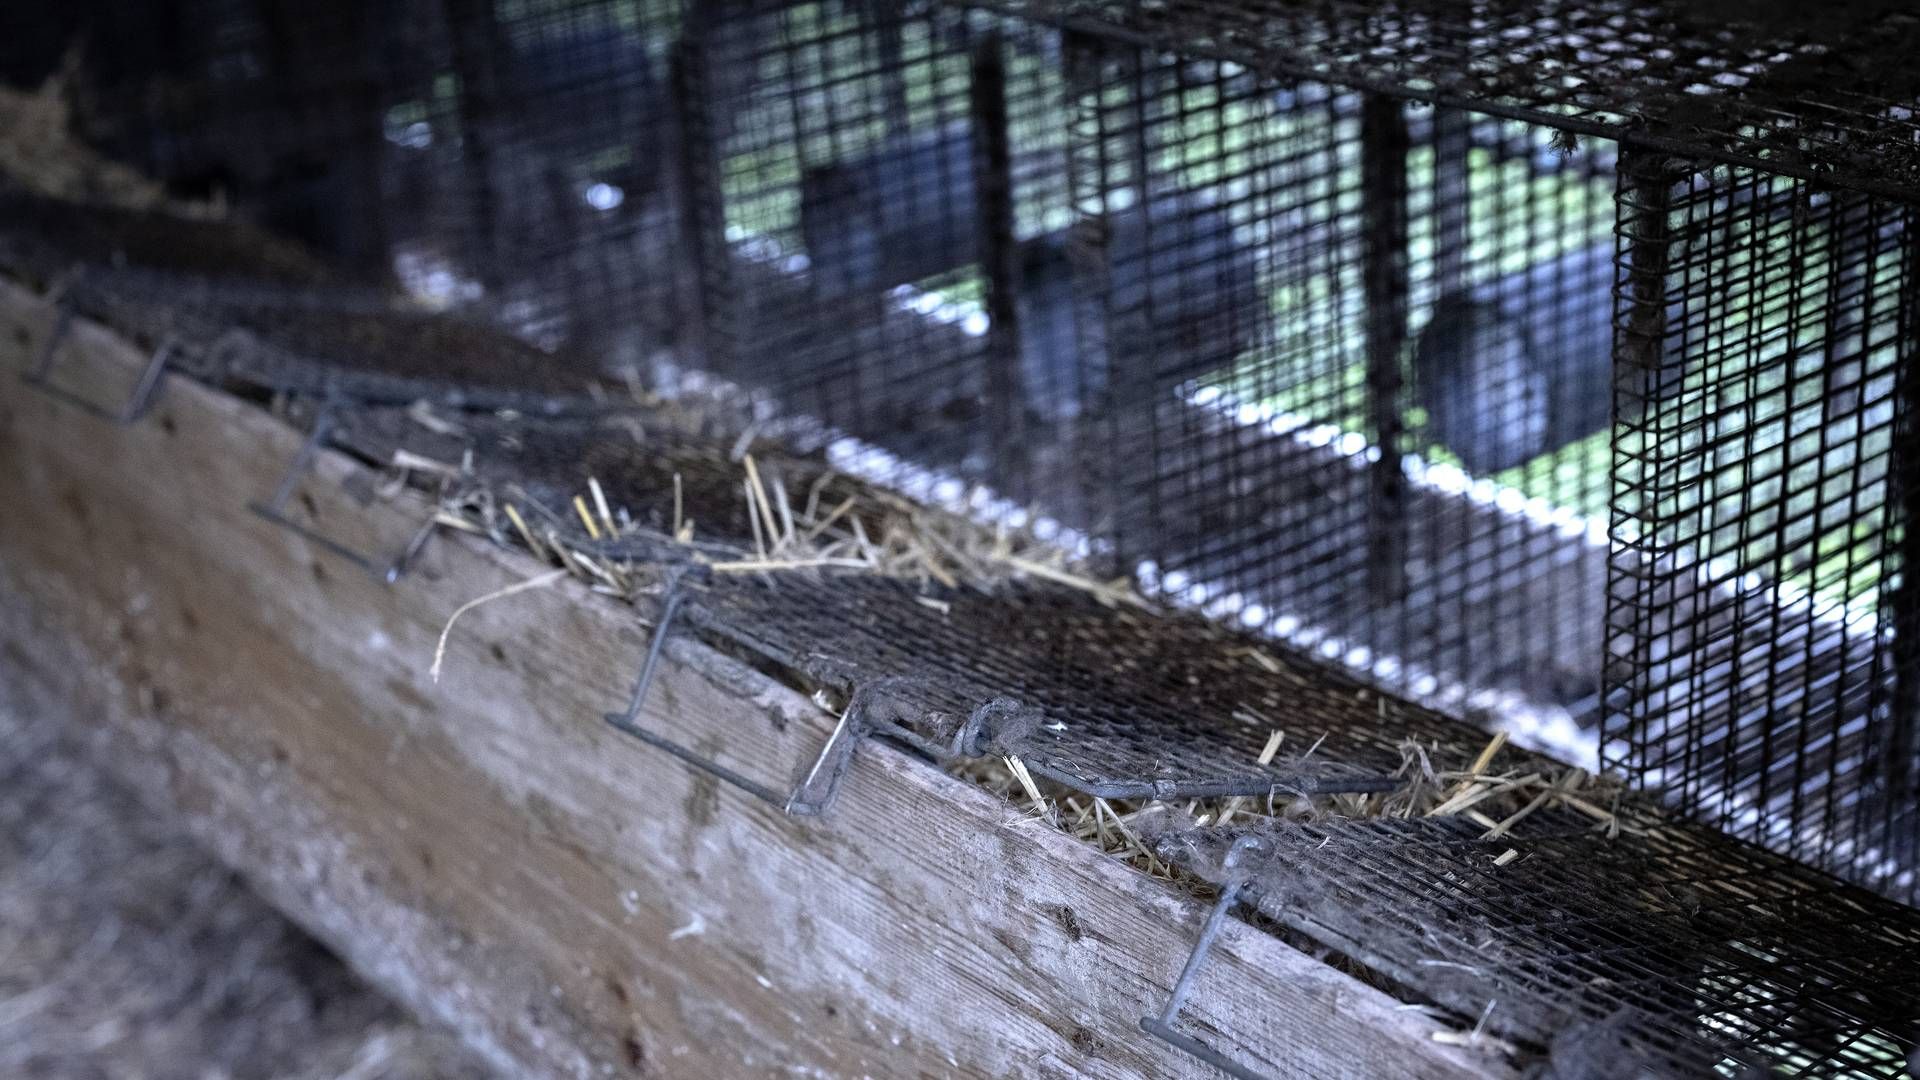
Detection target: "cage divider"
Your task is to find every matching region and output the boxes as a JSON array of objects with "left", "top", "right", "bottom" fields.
[
  {"left": 1603, "top": 147, "right": 1682, "bottom": 776},
  {"left": 1886, "top": 226, "right": 1920, "bottom": 851},
  {"left": 1122, "top": 43, "right": 1157, "bottom": 404},
  {"left": 1099, "top": 39, "right": 1162, "bottom": 576},
  {"left": 861, "top": 0, "right": 911, "bottom": 134},
  {"left": 1820, "top": 194, "right": 1871, "bottom": 423},
  {"left": 441, "top": 0, "right": 507, "bottom": 287},
  {"left": 251, "top": 0, "right": 394, "bottom": 276},
  {"left": 969, "top": 29, "right": 1028, "bottom": 492},
  {"left": 1062, "top": 25, "right": 1122, "bottom": 573},
  {"left": 669, "top": 6, "right": 737, "bottom": 380},
  {"left": 1430, "top": 106, "right": 1471, "bottom": 299},
  {"left": 1360, "top": 94, "right": 1410, "bottom": 608}
]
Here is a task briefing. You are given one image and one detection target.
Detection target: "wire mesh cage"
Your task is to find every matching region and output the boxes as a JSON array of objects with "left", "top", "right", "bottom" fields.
[
  {"left": 1608, "top": 157, "right": 1920, "bottom": 903},
  {"left": 652, "top": 3, "right": 1633, "bottom": 749},
  {"left": 5, "top": 0, "right": 1920, "bottom": 1075}
]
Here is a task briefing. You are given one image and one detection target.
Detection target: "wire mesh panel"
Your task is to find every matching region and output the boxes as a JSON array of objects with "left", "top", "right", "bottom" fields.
[
  {"left": 0, "top": 0, "right": 1682, "bottom": 760},
  {"left": 1127, "top": 84, "right": 1622, "bottom": 744},
  {"left": 0, "top": 188, "right": 607, "bottom": 414},
  {"left": 1608, "top": 153, "right": 1920, "bottom": 903},
  {"left": 968, "top": 0, "right": 1920, "bottom": 204},
  {"left": 1156, "top": 809, "right": 1920, "bottom": 1077},
  {"left": 689, "top": 571, "right": 1465, "bottom": 799},
  {"left": 688, "top": 2, "right": 1078, "bottom": 488},
  {"left": 0, "top": 186, "right": 337, "bottom": 290},
  {"left": 30, "top": 0, "right": 688, "bottom": 368},
  {"left": 6, "top": 0, "right": 1920, "bottom": 863},
  {"left": 393, "top": 0, "right": 689, "bottom": 355},
  {"left": 54, "top": 0, "right": 429, "bottom": 275},
  {"left": 302, "top": 402, "right": 1480, "bottom": 803},
  {"left": 675, "top": 4, "right": 1631, "bottom": 753}
]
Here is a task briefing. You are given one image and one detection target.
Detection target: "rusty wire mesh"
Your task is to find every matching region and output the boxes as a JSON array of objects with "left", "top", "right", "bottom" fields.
[{"left": 1156, "top": 807, "right": 1920, "bottom": 1077}]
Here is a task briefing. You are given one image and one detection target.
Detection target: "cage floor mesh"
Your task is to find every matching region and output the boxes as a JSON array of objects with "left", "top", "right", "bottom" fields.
[
  {"left": 323, "top": 405, "right": 1463, "bottom": 799},
  {"left": 1155, "top": 808, "right": 1920, "bottom": 1076},
  {"left": 691, "top": 571, "right": 1435, "bottom": 798},
  {"left": 0, "top": 192, "right": 607, "bottom": 412},
  {"left": 201, "top": 378, "right": 1920, "bottom": 1076},
  {"left": 0, "top": 186, "right": 336, "bottom": 287}
]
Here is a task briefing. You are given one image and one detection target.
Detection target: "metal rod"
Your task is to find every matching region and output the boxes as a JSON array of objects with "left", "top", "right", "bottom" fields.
[
  {"left": 605, "top": 710, "right": 794, "bottom": 807},
  {"left": 25, "top": 301, "right": 72, "bottom": 384},
  {"left": 264, "top": 400, "right": 339, "bottom": 514},
  {"left": 603, "top": 700, "right": 871, "bottom": 818},
  {"left": 120, "top": 339, "right": 176, "bottom": 422},
  {"left": 1137, "top": 1018, "right": 1271, "bottom": 1080},
  {"left": 617, "top": 578, "right": 688, "bottom": 729},
  {"left": 248, "top": 397, "right": 382, "bottom": 577},
  {"left": 23, "top": 302, "right": 172, "bottom": 424},
  {"left": 785, "top": 706, "right": 865, "bottom": 816},
  {"left": 603, "top": 576, "right": 866, "bottom": 815},
  {"left": 1157, "top": 878, "right": 1245, "bottom": 1024},
  {"left": 1884, "top": 219, "right": 1920, "bottom": 847},
  {"left": 383, "top": 515, "right": 442, "bottom": 584},
  {"left": 1139, "top": 835, "right": 1272, "bottom": 1080},
  {"left": 1360, "top": 94, "right": 1411, "bottom": 608},
  {"left": 969, "top": 28, "right": 1027, "bottom": 492},
  {"left": 261, "top": 515, "right": 383, "bottom": 575},
  {"left": 602, "top": 591, "right": 873, "bottom": 816},
  {"left": 670, "top": 12, "right": 737, "bottom": 379}
]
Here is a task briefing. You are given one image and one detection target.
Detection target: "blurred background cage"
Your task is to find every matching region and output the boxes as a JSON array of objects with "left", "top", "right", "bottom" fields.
[{"left": 4, "top": 0, "right": 1920, "bottom": 1072}]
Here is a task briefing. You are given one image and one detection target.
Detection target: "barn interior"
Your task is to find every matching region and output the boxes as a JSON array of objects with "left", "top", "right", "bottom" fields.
[{"left": 2, "top": 1, "right": 1919, "bottom": 1076}]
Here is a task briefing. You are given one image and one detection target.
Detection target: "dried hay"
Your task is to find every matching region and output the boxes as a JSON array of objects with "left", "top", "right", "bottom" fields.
[
  {"left": 397, "top": 399, "right": 1142, "bottom": 621},
  {"left": 0, "top": 57, "right": 189, "bottom": 212},
  {"left": 958, "top": 727, "right": 1626, "bottom": 887}
]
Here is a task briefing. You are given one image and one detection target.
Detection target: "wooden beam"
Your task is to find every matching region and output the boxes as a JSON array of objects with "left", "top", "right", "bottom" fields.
[{"left": 0, "top": 278, "right": 1502, "bottom": 1079}]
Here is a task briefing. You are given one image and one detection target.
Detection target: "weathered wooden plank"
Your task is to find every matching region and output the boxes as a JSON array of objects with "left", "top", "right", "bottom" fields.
[{"left": 0, "top": 278, "right": 1503, "bottom": 1080}]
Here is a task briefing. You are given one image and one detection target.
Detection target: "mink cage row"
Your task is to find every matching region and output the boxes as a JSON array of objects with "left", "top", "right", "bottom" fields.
[{"left": 12, "top": 0, "right": 1919, "bottom": 904}]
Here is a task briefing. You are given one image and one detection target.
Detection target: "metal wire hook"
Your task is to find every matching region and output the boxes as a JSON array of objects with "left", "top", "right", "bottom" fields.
[
  {"left": 249, "top": 394, "right": 439, "bottom": 583},
  {"left": 24, "top": 298, "right": 175, "bottom": 424},
  {"left": 1139, "top": 834, "right": 1275, "bottom": 1080},
  {"left": 603, "top": 590, "right": 882, "bottom": 817}
]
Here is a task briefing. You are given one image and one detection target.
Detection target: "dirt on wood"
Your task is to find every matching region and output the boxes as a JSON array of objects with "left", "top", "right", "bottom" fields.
[{"left": 0, "top": 703, "right": 492, "bottom": 1080}]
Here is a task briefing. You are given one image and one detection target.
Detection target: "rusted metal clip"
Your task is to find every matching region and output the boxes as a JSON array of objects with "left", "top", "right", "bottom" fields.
[
  {"left": 1139, "top": 833, "right": 1276, "bottom": 1080},
  {"left": 24, "top": 296, "right": 175, "bottom": 424},
  {"left": 603, "top": 570, "right": 876, "bottom": 816},
  {"left": 248, "top": 393, "right": 438, "bottom": 583},
  {"left": 603, "top": 577, "right": 1018, "bottom": 818}
]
